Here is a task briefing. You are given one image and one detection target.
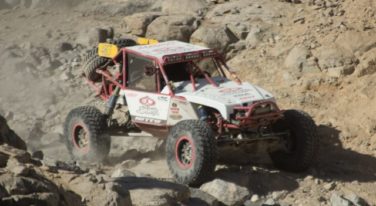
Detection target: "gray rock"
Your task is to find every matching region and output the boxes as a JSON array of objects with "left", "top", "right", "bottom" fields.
[
  {"left": 314, "top": 44, "right": 357, "bottom": 70},
  {"left": 226, "top": 23, "right": 249, "bottom": 40},
  {"left": 31, "top": 150, "right": 44, "bottom": 160},
  {"left": 200, "top": 179, "right": 250, "bottom": 206},
  {"left": 162, "top": 0, "right": 208, "bottom": 15},
  {"left": 327, "top": 66, "right": 355, "bottom": 77},
  {"left": 111, "top": 168, "right": 136, "bottom": 178},
  {"left": 245, "top": 27, "right": 262, "bottom": 48},
  {"left": 123, "top": 12, "right": 162, "bottom": 36},
  {"left": 85, "top": 0, "right": 162, "bottom": 16},
  {"left": 330, "top": 193, "right": 353, "bottom": 206},
  {"left": 188, "top": 188, "right": 220, "bottom": 206},
  {"left": 284, "top": 46, "right": 320, "bottom": 73},
  {"left": 262, "top": 198, "right": 280, "bottom": 206},
  {"left": 58, "top": 42, "right": 73, "bottom": 52},
  {"left": 146, "top": 15, "right": 198, "bottom": 42},
  {"left": 190, "top": 24, "right": 239, "bottom": 52},
  {"left": 355, "top": 48, "right": 376, "bottom": 77},
  {"left": 115, "top": 177, "right": 190, "bottom": 206},
  {"left": 345, "top": 193, "right": 369, "bottom": 206},
  {"left": 11, "top": 165, "right": 34, "bottom": 176},
  {"left": 250, "top": 194, "right": 260, "bottom": 202}
]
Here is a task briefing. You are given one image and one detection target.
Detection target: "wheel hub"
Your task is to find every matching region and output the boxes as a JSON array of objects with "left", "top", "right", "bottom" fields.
[
  {"left": 175, "top": 136, "right": 195, "bottom": 169},
  {"left": 73, "top": 125, "right": 89, "bottom": 150},
  {"left": 180, "top": 141, "right": 192, "bottom": 165}
]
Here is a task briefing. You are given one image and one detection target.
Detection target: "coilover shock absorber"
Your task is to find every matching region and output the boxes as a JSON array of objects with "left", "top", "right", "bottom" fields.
[
  {"left": 197, "top": 105, "right": 208, "bottom": 121},
  {"left": 104, "top": 86, "right": 120, "bottom": 117}
]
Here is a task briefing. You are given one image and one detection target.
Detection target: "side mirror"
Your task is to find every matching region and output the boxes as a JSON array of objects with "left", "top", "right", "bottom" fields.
[{"left": 144, "top": 65, "right": 156, "bottom": 76}]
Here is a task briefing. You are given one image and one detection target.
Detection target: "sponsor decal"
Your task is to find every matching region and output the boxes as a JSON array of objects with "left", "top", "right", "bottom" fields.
[
  {"left": 169, "top": 114, "right": 183, "bottom": 120},
  {"left": 219, "top": 87, "right": 250, "bottom": 93},
  {"left": 136, "top": 106, "right": 159, "bottom": 116},
  {"left": 126, "top": 92, "right": 138, "bottom": 97},
  {"left": 139, "top": 96, "right": 155, "bottom": 106},
  {"left": 134, "top": 116, "right": 163, "bottom": 124},
  {"left": 158, "top": 96, "right": 169, "bottom": 102},
  {"left": 170, "top": 107, "right": 180, "bottom": 114},
  {"left": 136, "top": 96, "right": 159, "bottom": 116}
]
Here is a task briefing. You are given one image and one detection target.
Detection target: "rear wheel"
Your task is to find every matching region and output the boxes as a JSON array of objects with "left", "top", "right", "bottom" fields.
[
  {"left": 64, "top": 106, "right": 110, "bottom": 162},
  {"left": 166, "top": 120, "right": 217, "bottom": 186},
  {"left": 269, "top": 110, "right": 319, "bottom": 172}
]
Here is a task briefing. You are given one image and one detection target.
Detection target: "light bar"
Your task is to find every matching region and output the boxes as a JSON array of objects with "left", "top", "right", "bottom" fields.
[{"left": 163, "top": 49, "right": 217, "bottom": 64}]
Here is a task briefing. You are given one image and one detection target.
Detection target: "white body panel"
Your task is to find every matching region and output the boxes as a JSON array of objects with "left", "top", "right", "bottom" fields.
[
  {"left": 121, "top": 90, "right": 171, "bottom": 125},
  {"left": 167, "top": 97, "right": 199, "bottom": 125},
  {"left": 127, "top": 41, "right": 211, "bottom": 62},
  {"left": 120, "top": 90, "right": 198, "bottom": 126},
  {"left": 162, "top": 77, "right": 275, "bottom": 120}
]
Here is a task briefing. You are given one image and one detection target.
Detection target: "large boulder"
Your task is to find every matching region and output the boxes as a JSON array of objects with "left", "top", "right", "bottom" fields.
[
  {"left": 190, "top": 24, "right": 239, "bottom": 52},
  {"left": 115, "top": 177, "right": 190, "bottom": 206},
  {"left": 284, "top": 46, "right": 320, "bottom": 73},
  {"left": 313, "top": 44, "right": 358, "bottom": 70},
  {"left": 123, "top": 12, "right": 162, "bottom": 36},
  {"left": 199, "top": 179, "right": 250, "bottom": 206},
  {"left": 60, "top": 173, "right": 132, "bottom": 206},
  {"left": 161, "top": 0, "right": 208, "bottom": 15},
  {"left": 146, "top": 15, "right": 198, "bottom": 42}
]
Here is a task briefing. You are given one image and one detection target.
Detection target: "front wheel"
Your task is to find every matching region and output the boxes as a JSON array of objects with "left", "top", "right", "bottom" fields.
[
  {"left": 64, "top": 106, "right": 111, "bottom": 162},
  {"left": 269, "top": 109, "right": 319, "bottom": 172},
  {"left": 166, "top": 120, "right": 217, "bottom": 186}
]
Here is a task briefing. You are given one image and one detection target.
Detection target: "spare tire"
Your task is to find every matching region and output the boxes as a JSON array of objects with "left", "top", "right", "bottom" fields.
[{"left": 81, "top": 38, "right": 137, "bottom": 82}]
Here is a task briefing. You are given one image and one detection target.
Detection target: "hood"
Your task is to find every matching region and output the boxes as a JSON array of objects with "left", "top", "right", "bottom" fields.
[{"left": 172, "top": 77, "right": 275, "bottom": 120}]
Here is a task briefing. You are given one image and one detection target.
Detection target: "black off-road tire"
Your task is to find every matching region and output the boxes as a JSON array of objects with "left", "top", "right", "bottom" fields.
[
  {"left": 166, "top": 120, "right": 217, "bottom": 186},
  {"left": 81, "top": 38, "right": 137, "bottom": 82},
  {"left": 64, "top": 106, "right": 110, "bottom": 162},
  {"left": 83, "top": 56, "right": 108, "bottom": 82},
  {"left": 269, "top": 110, "right": 319, "bottom": 172}
]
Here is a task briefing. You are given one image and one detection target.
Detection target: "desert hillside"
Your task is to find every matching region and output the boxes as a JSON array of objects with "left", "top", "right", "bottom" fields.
[{"left": 0, "top": 0, "right": 376, "bottom": 205}]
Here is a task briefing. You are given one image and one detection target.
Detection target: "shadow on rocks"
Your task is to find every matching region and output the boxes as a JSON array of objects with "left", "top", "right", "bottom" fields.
[
  {"left": 212, "top": 124, "right": 376, "bottom": 196},
  {"left": 0, "top": 115, "right": 27, "bottom": 150},
  {"left": 314, "top": 125, "right": 376, "bottom": 183}
]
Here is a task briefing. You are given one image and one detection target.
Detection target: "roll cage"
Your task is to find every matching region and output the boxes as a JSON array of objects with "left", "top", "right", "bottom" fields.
[{"left": 87, "top": 44, "right": 282, "bottom": 133}]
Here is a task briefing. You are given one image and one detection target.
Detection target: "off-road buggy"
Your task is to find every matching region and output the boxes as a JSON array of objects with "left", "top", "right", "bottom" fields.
[{"left": 64, "top": 35, "right": 319, "bottom": 186}]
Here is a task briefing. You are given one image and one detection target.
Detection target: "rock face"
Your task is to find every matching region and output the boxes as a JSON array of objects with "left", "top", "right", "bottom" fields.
[
  {"left": 190, "top": 24, "right": 239, "bottom": 52},
  {"left": 0, "top": 145, "right": 82, "bottom": 206},
  {"left": 200, "top": 179, "right": 250, "bottom": 206},
  {"left": 123, "top": 12, "right": 162, "bottom": 36},
  {"left": 146, "top": 15, "right": 198, "bottom": 42}
]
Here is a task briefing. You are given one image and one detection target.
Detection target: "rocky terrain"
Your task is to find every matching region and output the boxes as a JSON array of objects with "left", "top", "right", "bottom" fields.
[{"left": 0, "top": 0, "right": 376, "bottom": 205}]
